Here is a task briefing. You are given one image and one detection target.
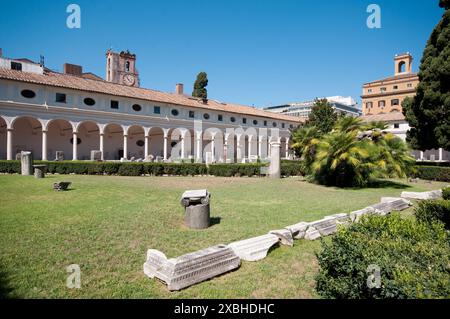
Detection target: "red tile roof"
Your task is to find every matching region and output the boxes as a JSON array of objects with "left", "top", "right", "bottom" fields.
[
  {"left": 360, "top": 112, "right": 406, "bottom": 122},
  {"left": 0, "top": 68, "right": 302, "bottom": 123}
]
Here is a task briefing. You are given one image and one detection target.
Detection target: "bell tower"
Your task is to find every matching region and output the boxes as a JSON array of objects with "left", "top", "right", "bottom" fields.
[
  {"left": 394, "top": 53, "right": 413, "bottom": 76},
  {"left": 106, "top": 49, "right": 140, "bottom": 87}
]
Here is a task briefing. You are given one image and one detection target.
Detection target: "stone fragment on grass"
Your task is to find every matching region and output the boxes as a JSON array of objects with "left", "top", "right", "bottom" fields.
[
  {"left": 228, "top": 234, "right": 280, "bottom": 262},
  {"left": 269, "top": 229, "right": 294, "bottom": 246},
  {"left": 349, "top": 207, "right": 375, "bottom": 222},
  {"left": 401, "top": 190, "right": 442, "bottom": 200},
  {"left": 309, "top": 217, "right": 337, "bottom": 236},
  {"left": 143, "top": 244, "right": 240, "bottom": 291},
  {"left": 304, "top": 226, "right": 321, "bottom": 240},
  {"left": 285, "top": 222, "right": 309, "bottom": 239}
]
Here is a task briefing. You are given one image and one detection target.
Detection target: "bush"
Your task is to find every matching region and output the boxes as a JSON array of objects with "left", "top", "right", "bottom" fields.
[
  {"left": 208, "top": 164, "right": 265, "bottom": 177},
  {"left": 415, "top": 200, "right": 450, "bottom": 230},
  {"left": 0, "top": 160, "right": 20, "bottom": 173},
  {"left": 443, "top": 187, "right": 450, "bottom": 200},
  {"left": 411, "top": 166, "right": 450, "bottom": 182},
  {"left": 281, "top": 161, "right": 305, "bottom": 177},
  {"left": 316, "top": 214, "right": 450, "bottom": 299}
]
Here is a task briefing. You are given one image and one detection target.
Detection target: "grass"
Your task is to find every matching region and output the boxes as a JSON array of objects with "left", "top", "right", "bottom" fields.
[{"left": 0, "top": 174, "right": 446, "bottom": 299}]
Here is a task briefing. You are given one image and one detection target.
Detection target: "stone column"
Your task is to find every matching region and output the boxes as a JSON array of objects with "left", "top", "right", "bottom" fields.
[
  {"left": 269, "top": 142, "right": 281, "bottom": 179},
  {"left": 420, "top": 151, "right": 424, "bottom": 161},
  {"left": 144, "top": 134, "right": 149, "bottom": 158},
  {"left": 99, "top": 133, "right": 104, "bottom": 161},
  {"left": 163, "top": 131, "right": 168, "bottom": 161},
  {"left": 285, "top": 137, "right": 290, "bottom": 159},
  {"left": 258, "top": 136, "right": 262, "bottom": 159},
  {"left": 224, "top": 136, "right": 228, "bottom": 163},
  {"left": 123, "top": 134, "right": 128, "bottom": 159},
  {"left": 211, "top": 135, "right": 215, "bottom": 162},
  {"left": 41, "top": 130, "right": 48, "bottom": 161},
  {"left": 438, "top": 148, "right": 443, "bottom": 161},
  {"left": 196, "top": 132, "right": 202, "bottom": 163},
  {"left": 236, "top": 136, "right": 242, "bottom": 162},
  {"left": 6, "top": 128, "right": 13, "bottom": 160},
  {"left": 72, "top": 132, "right": 78, "bottom": 161},
  {"left": 248, "top": 136, "right": 252, "bottom": 160},
  {"left": 180, "top": 132, "right": 186, "bottom": 160},
  {"left": 21, "top": 151, "right": 33, "bottom": 176}
]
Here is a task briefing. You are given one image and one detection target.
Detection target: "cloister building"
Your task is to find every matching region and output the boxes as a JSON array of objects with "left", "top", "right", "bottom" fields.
[{"left": 0, "top": 49, "right": 301, "bottom": 163}]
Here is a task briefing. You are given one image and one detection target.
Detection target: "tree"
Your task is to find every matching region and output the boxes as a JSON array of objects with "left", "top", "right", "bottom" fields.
[
  {"left": 192, "top": 72, "right": 208, "bottom": 100},
  {"left": 291, "top": 126, "right": 321, "bottom": 174},
  {"left": 402, "top": 4, "right": 450, "bottom": 151},
  {"left": 308, "top": 98, "right": 338, "bottom": 134}
]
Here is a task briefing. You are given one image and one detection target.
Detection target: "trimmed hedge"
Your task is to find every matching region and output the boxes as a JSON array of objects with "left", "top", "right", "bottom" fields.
[
  {"left": 415, "top": 199, "right": 450, "bottom": 230},
  {"left": 443, "top": 187, "right": 450, "bottom": 200},
  {"left": 410, "top": 165, "right": 450, "bottom": 182},
  {"left": 0, "top": 160, "right": 302, "bottom": 177},
  {"left": 415, "top": 161, "right": 450, "bottom": 167},
  {"left": 316, "top": 214, "right": 450, "bottom": 299}
]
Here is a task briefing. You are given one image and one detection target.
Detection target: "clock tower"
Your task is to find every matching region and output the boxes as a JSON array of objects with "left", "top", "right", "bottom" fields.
[{"left": 105, "top": 49, "right": 140, "bottom": 87}]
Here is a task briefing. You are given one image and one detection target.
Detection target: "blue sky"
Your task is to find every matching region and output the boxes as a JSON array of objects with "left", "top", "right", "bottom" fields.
[{"left": 0, "top": 0, "right": 445, "bottom": 108}]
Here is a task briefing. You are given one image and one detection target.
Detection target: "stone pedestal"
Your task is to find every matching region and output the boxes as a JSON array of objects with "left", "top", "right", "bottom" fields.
[
  {"left": 33, "top": 165, "right": 47, "bottom": 179},
  {"left": 21, "top": 151, "right": 33, "bottom": 176},
  {"left": 185, "top": 204, "right": 210, "bottom": 229},
  {"left": 90, "top": 150, "right": 102, "bottom": 161},
  {"left": 268, "top": 142, "right": 281, "bottom": 179}
]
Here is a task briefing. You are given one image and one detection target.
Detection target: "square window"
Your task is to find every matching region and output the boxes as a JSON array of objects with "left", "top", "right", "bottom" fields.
[
  {"left": 154, "top": 106, "right": 161, "bottom": 114},
  {"left": 391, "top": 99, "right": 399, "bottom": 106},
  {"left": 55, "top": 93, "right": 66, "bottom": 103},
  {"left": 393, "top": 85, "right": 398, "bottom": 90},
  {"left": 11, "top": 62, "right": 22, "bottom": 71},
  {"left": 394, "top": 123, "right": 400, "bottom": 129},
  {"left": 218, "top": 114, "right": 223, "bottom": 121},
  {"left": 111, "top": 100, "right": 119, "bottom": 109},
  {"left": 189, "top": 111, "right": 195, "bottom": 118}
]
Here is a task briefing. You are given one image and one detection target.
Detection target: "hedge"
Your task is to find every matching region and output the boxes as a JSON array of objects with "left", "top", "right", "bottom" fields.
[
  {"left": 414, "top": 199, "right": 450, "bottom": 230},
  {"left": 0, "top": 160, "right": 303, "bottom": 177},
  {"left": 410, "top": 165, "right": 450, "bottom": 182},
  {"left": 316, "top": 214, "right": 450, "bottom": 299},
  {"left": 415, "top": 161, "right": 450, "bottom": 167}
]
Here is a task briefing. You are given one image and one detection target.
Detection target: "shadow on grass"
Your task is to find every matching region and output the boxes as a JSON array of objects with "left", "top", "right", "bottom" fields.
[
  {"left": 0, "top": 270, "right": 16, "bottom": 299},
  {"left": 210, "top": 217, "right": 222, "bottom": 226},
  {"left": 364, "top": 179, "right": 412, "bottom": 190}
]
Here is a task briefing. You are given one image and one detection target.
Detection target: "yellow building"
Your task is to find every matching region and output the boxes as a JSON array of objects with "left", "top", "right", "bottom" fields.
[{"left": 361, "top": 53, "right": 419, "bottom": 115}]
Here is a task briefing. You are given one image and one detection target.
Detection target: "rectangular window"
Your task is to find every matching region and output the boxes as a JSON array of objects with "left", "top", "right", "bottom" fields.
[
  {"left": 380, "top": 87, "right": 387, "bottom": 92},
  {"left": 11, "top": 61, "right": 22, "bottom": 71},
  {"left": 189, "top": 111, "right": 195, "bottom": 118},
  {"left": 218, "top": 114, "right": 223, "bottom": 121},
  {"left": 391, "top": 99, "right": 399, "bottom": 106},
  {"left": 393, "top": 85, "right": 398, "bottom": 90},
  {"left": 282, "top": 123, "right": 285, "bottom": 129},
  {"left": 366, "top": 102, "right": 373, "bottom": 109},
  {"left": 154, "top": 106, "right": 161, "bottom": 114},
  {"left": 264, "top": 120, "right": 267, "bottom": 126},
  {"left": 407, "top": 83, "right": 413, "bottom": 88},
  {"left": 394, "top": 123, "right": 400, "bottom": 129},
  {"left": 111, "top": 100, "right": 119, "bottom": 109},
  {"left": 55, "top": 93, "right": 66, "bottom": 103},
  {"left": 367, "top": 89, "right": 372, "bottom": 93},
  {"left": 378, "top": 100, "right": 386, "bottom": 108},
  {"left": 243, "top": 118, "right": 247, "bottom": 124}
]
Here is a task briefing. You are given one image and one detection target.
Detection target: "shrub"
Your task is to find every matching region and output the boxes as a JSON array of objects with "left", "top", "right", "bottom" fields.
[
  {"left": 316, "top": 214, "right": 450, "bottom": 299},
  {"left": 443, "top": 187, "right": 450, "bottom": 200},
  {"left": 411, "top": 166, "right": 450, "bottom": 182},
  {"left": 280, "top": 161, "right": 304, "bottom": 177},
  {"left": 208, "top": 164, "right": 264, "bottom": 177},
  {"left": 415, "top": 199, "right": 450, "bottom": 230},
  {"left": 117, "top": 163, "right": 144, "bottom": 176},
  {"left": 0, "top": 160, "right": 20, "bottom": 173}
]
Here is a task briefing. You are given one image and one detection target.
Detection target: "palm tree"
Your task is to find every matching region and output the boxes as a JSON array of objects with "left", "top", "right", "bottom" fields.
[{"left": 291, "top": 126, "right": 321, "bottom": 173}]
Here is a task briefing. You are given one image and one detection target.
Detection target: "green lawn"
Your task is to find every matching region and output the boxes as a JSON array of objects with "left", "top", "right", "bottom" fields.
[{"left": 0, "top": 174, "right": 446, "bottom": 299}]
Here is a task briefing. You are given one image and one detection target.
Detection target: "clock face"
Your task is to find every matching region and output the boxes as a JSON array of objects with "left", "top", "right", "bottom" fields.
[{"left": 123, "top": 74, "right": 135, "bottom": 86}]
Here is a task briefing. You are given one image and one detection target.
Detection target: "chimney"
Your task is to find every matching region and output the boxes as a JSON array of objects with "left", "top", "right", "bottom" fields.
[
  {"left": 175, "top": 83, "right": 184, "bottom": 95},
  {"left": 63, "top": 63, "right": 83, "bottom": 76}
]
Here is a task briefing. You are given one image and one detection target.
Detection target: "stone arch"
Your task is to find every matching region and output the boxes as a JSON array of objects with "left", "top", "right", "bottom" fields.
[
  {"left": 76, "top": 121, "right": 100, "bottom": 160},
  {"left": 0, "top": 116, "right": 7, "bottom": 159},
  {"left": 127, "top": 124, "right": 145, "bottom": 160},
  {"left": 148, "top": 127, "right": 164, "bottom": 158},
  {"left": 398, "top": 61, "right": 406, "bottom": 73},
  {"left": 47, "top": 119, "right": 74, "bottom": 160},
  {"left": 11, "top": 116, "right": 43, "bottom": 160},
  {"left": 168, "top": 127, "right": 189, "bottom": 161},
  {"left": 103, "top": 123, "right": 124, "bottom": 160},
  {"left": 203, "top": 128, "right": 223, "bottom": 163}
]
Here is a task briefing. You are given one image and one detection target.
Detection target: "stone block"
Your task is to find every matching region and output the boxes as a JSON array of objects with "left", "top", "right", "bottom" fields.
[
  {"left": 269, "top": 229, "right": 293, "bottom": 246},
  {"left": 285, "top": 222, "right": 309, "bottom": 239},
  {"left": 185, "top": 204, "right": 210, "bottom": 229},
  {"left": 309, "top": 217, "right": 337, "bottom": 236},
  {"left": 325, "top": 213, "right": 351, "bottom": 226},
  {"left": 33, "top": 164, "right": 47, "bottom": 179},
  {"left": 90, "top": 150, "right": 102, "bottom": 161},
  {"left": 228, "top": 234, "right": 279, "bottom": 262},
  {"left": 304, "top": 226, "right": 321, "bottom": 240},
  {"left": 143, "top": 245, "right": 240, "bottom": 291},
  {"left": 349, "top": 207, "right": 375, "bottom": 222},
  {"left": 53, "top": 182, "right": 71, "bottom": 191},
  {"left": 401, "top": 190, "right": 442, "bottom": 200}
]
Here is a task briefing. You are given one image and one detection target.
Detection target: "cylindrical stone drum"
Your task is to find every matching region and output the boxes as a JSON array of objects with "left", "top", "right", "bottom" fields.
[
  {"left": 33, "top": 165, "right": 47, "bottom": 179},
  {"left": 185, "top": 203, "right": 210, "bottom": 229}
]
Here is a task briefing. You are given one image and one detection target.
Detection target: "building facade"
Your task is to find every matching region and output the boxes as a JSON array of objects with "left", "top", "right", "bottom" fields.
[
  {"left": 361, "top": 53, "right": 419, "bottom": 115},
  {"left": 264, "top": 96, "right": 361, "bottom": 119},
  {"left": 0, "top": 50, "right": 301, "bottom": 163}
]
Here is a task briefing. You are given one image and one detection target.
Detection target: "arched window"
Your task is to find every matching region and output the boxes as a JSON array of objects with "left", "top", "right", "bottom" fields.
[
  {"left": 125, "top": 61, "right": 130, "bottom": 72},
  {"left": 398, "top": 61, "right": 406, "bottom": 73}
]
